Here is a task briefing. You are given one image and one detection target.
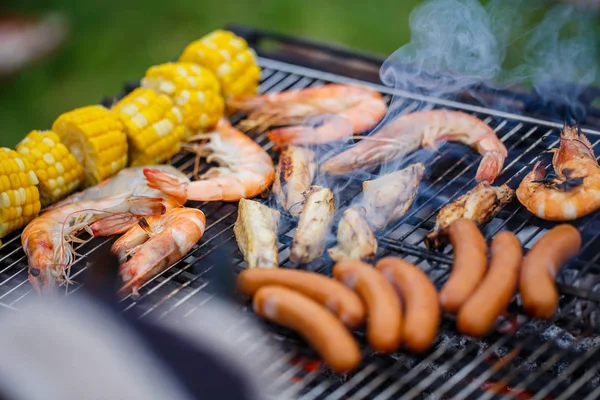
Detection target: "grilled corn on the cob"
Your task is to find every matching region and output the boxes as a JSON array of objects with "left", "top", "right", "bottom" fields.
[
  {"left": 52, "top": 105, "right": 128, "bottom": 187},
  {"left": 179, "top": 29, "right": 261, "bottom": 100},
  {"left": 16, "top": 130, "right": 84, "bottom": 207},
  {"left": 141, "top": 62, "right": 224, "bottom": 132},
  {"left": 0, "top": 148, "right": 41, "bottom": 240},
  {"left": 112, "top": 88, "right": 186, "bottom": 166}
]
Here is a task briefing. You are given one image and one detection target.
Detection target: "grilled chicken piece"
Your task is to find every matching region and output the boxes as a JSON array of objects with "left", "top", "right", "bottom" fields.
[
  {"left": 290, "top": 186, "right": 335, "bottom": 264},
  {"left": 360, "top": 163, "right": 425, "bottom": 231},
  {"left": 425, "top": 181, "right": 515, "bottom": 250},
  {"left": 234, "top": 198, "right": 281, "bottom": 268},
  {"left": 328, "top": 207, "right": 377, "bottom": 262},
  {"left": 273, "top": 146, "right": 316, "bottom": 217}
]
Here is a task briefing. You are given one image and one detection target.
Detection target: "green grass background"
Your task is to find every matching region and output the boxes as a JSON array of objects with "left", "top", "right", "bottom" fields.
[
  {"left": 1, "top": 0, "right": 423, "bottom": 148},
  {"left": 1, "top": 0, "right": 598, "bottom": 148}
]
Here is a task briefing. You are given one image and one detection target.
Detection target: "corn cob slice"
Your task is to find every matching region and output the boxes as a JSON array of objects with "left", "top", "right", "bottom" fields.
[
  {"left": 141, "top": 62, "right": 224, "bottom": 132},
  {"left": 179, "top": 29, "right": 261, "bottom": 100},
  {"left": 0, "top": 148, "right": 41, "bottom": 240},
  {"left": 16, "top": 130, "right": 84, "bottom": 207},
  {"left": 112, "top": 88, "right": 187, "bottom": 166},
  {"left": 52, "top": 105, "right": 128, "bottom": 187}
]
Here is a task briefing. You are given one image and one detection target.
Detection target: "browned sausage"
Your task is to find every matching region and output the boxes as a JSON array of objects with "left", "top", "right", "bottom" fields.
[
  {"left": 520, "top": 224, "right": 581, "bottom": 319},
  {"left": 253, "top": 285, "right": 361, "bottom": 373},
  {"left": 376, "top": 257, "right": 440, "bottom": 352},
  {"left": 332, "top": 260, "right": 403, "bottom": 353},
  {"left": 236, "top": 268, "right": 366, "bottom": 328},
  {"left": 439, "top": 218, "right": 488, "bottom": 313},
  {"left": 457, "top": 231, "right": 522, "bottom": 336}
]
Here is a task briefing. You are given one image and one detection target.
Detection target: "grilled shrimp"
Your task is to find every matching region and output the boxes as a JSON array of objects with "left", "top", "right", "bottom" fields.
[
  {"left": 321, "top": 110, "right": 507, "bottom": 183},
  {"left": 144, "top": 119, "right": 275, "bottom": 202},
  {"left": 360, "top": 163, "right": 425, "bottom": 231},
  {"left": 22, "top": 196, "right": 165, "bottom": 295},
  {"left": 49, "top": 165, "right": 189, "bottom": 211},
  {"left": 425, "top": 181, "right": 514, "bottom": 250},
  {"left": 115, "top": 207, "right": 206, "bottom": 296},
  {"left": 47, "top": 165, "right": 189, "bottom": 243},
  {"left": 273, "top": 145, "right": 316, "bottom": 217},
  {"left": 229, "top": 84, "right": 387, "bottom": 145},
  {"left": 517, "top": 122, "right": 600, "bottom": 221}
]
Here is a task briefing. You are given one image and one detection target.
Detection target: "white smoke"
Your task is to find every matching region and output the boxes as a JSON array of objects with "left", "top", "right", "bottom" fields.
[
  {"left": 518, "top": 4, "right": 598, "bottom": 118},
  {"left": 380, "top": 0, "right": 600, "bottom": 118},
  {"left": 380, "top": 0, "right": 506, "bottom": 98}
]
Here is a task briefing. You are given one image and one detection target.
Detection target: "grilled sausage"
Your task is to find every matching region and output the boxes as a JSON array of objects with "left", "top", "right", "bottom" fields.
[
  {"left": 332, "top": 260, "right": 403, "bottom": 353},
  {"left": 376, "top": 257, "right": 440, "bottom": 352},
  {"left": 236, "top": 268, "right": 366, "bottom": 328},
  {"left": 457, "top": 231, "right": 522, "bottom": 336},
  {"left": 439, "top": 218, "right": 488, "bottom": 313},
  {"left": 253, "top": 285, "right": 361, "bottom": 373},
  {"left": 520, "top": 224, "right": 581, "bottom": 319}
]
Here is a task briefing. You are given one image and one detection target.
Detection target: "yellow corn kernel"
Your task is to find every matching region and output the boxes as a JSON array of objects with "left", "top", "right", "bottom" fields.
[
  {"left": 112, "top": 88, "right": 187, "bottom": 166},
  {"left": 141, "top": 62, "right": 224, "bottom": 132},
  {"left": 0, "top": 148, "right": 41, "bottom": 240},
  {"left": 16, "top": 130, "right": 84, "bottom": 206},
  {"left": 52, "top": 105, "right": 128, "bottom": 187},
  {"left": 179, "top": 29, "right": 261, "bottom": 100}
]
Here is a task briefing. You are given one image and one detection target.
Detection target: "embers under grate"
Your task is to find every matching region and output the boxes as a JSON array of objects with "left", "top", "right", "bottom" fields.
[{"left": 1, "top": 57, "right": 600, "bottom": 400}]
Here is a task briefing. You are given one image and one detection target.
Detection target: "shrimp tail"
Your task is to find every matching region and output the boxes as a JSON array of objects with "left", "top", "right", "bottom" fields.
[
  {"left": 227, "top": 95, "right": 266, "bottom": 112},
  {"left": 119, "top": 197, "right": 166, "bottom": 215},
  {"left": 562, "top": 120, "right": 583, "bottom": 140},
  {"left": 29, "top": 270, "right": 56, "bottom": 296},
  {"left": 89, "top": 197, "right": 166, "bottom": 236},
  {"left": 266, "top": 114, "right": 353, "bottom": 145},
  {"left": 527, "top": 161, "right": 547, "bottom": 182},
  {"left": 144, "top": 168, "right": 188, "bottom": 204},
  {"left": 117, "top": 237, "right": 176, "bottom": 297},
  {"left": 90, "top": 215, "right": 142, "bottom": 236},
  {"left": 476, "top": 151, "right": 505, "bottom": 183},
  {"left": 267, "top": 127, "right": 314, "bottom": 145}
]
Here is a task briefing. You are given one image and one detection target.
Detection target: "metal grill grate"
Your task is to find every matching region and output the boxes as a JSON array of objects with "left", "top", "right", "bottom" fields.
[{"left": 2, "top": 57, "right": 600, "bottom": 399}]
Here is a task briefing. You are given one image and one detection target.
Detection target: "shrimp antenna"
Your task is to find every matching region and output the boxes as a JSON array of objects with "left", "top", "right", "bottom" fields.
[
  {"left": 286, "top": 201, "right": 304, "bottom": 215},
  {"left": 563, "top": 117, "right": 579, "bottom": 131}
]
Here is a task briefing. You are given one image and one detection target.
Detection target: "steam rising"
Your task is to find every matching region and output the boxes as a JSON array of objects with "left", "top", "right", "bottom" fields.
[
  {"left": 380, "top": 0, "right": 505, "bottom": 98},
  {"left": 520, "top": 5, "right": 598, "bottom": 118},
  {"left": 380, "top": 0, "right": 600, "bottom": 117}
]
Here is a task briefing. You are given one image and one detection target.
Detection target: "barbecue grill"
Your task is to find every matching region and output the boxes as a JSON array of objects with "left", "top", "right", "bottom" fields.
[{"left": 2, "top": 26, "right": 600, "bottom": 400}]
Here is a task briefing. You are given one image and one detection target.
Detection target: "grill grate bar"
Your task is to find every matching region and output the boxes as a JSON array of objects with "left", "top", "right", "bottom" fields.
[
  {"left": 0, "top": 237, "right": 24, "bottom": 266},
  {"left": 351, "top": 362, "right": 407, "bottom": 400},
  {"left": 324, "top": 362, "right": 382, "bottom": 400},
  {"left": 371, "top": 345, "right": 454, "bottom": 400},
  {"left": 506, "top": 325, "right": 600, "bottom": 400},
  {"left": 0, "top": 302, "right": 16, "bottom": 311},
  {"left": 562, "top": 365, "right": 600, "bottom": 400}
]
